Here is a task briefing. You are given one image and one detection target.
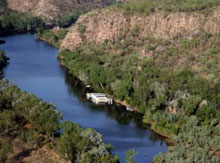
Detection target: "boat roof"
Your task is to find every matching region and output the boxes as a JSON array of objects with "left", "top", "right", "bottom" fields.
[{"left": 90, "top": 93, "right": 106, "bottom": 97}]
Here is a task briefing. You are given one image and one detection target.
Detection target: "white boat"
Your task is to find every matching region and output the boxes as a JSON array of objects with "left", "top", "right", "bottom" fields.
[{"left": 86, "top": 93, "right": 113, "bottom": 105}]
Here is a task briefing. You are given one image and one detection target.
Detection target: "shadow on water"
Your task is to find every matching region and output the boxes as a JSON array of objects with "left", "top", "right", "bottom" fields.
[
  {"left": 62, "top": 69, "right": 166, "bottom": 143},
  {"left": 1, "top": 34, "right": 167, "bottom": 162}
]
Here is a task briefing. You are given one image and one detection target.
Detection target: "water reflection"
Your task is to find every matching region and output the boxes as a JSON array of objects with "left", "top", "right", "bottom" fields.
[
  {"left": 1, "top": 34, "right": 167, "bottom": 162},
  {"left": 63, "top": 69, "right": 165, "bottom": 143}
]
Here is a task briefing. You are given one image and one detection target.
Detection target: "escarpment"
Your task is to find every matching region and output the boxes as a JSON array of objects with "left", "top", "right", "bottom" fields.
[
  {"left": 61, "top": 7, "right": 220, "bottom": 51},
  {"left": 6, "top": 0, "right": 114, "bottom": 20}
]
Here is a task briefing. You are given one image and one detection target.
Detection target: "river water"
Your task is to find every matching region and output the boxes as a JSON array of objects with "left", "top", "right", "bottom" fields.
[{"left": 0, "top": 34, "right": 167, "bottom": 162}]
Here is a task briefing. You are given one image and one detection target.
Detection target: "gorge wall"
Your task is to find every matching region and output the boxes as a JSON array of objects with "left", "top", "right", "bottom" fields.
[
  {"left": 6, "top": 0, "right": 114, "bottom": 20},
  {"left": 61, "top": 7, "right": 220, "bottom": 50}
]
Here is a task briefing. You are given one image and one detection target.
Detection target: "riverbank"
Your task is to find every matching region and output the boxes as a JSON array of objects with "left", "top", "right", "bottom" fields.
[
  {"left": 55, "top": 20, "right": 220, "bottom": 161},
  {"left": 0, "top": 78, "right": 118, "bottom": 162},
  {"left": 0, "top": 49, "right": 9, "bottom": 74},
  {"left": 57, "top": 51, "right": 174, "bottom": 142},
  {"left": 2, "top": 34, "right": 169, "bottom": 162},
  {"left": 34, "top": 19, "right": 220, "bottom": 161},
  {"left": 35, "top": 29, "right": 69, "bottom": 49},
  {"left": 37, "top": 36, "right": 60, "bottom": 48},
  {"left": 1, "top": 0, "right": 219, "bottom": 161},
  {"left": 3, "top": 29, "right": 219, "bottom": 162},
  {"left": 0, "top": 47, "right": 118, "bottom": 162}
]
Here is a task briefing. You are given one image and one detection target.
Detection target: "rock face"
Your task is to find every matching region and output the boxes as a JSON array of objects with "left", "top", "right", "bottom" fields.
[
  {"left": 61, "top": 7, "right": 220, "bottom": 51},
  {"left": 6, "top": 0, "right": 114, "bottom": 20}
]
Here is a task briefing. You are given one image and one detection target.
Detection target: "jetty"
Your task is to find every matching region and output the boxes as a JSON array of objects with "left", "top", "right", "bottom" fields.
[{"left": 86, "top": 93, "right": 113, "bottom": 105}]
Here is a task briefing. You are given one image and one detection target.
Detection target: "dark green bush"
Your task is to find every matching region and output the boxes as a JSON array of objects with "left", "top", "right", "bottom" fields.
[
  {"left": 0, "top": 10, "right": 45, "bottom": 36},
  {"left": 57, "top": 11, "right": 81, "bottom": 28},
  {"left": 0, "top": 50, "right": 9, "bottom": 68},
  {"left": 0, "top": 79, "right": 118, "bottom": 162}
]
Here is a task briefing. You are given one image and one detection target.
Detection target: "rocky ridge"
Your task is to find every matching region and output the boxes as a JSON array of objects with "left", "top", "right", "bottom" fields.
[
  {"left": 6, "top": 0, "right": 114, "bottom": 20},
  {"left": 61, "top": 7, "right": 220, "bottom": 50}
]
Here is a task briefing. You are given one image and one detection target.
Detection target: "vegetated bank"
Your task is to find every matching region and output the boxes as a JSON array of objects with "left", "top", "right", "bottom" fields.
[
  {"left": 0, "top": 49, "right": 118, "bottom": 162},
  {"left": 0, "top": 49, "right": 9, "bottom": 74},
  {"left": 0, "top": 0, "right": 116, "bottom": 36},
  {"left": 57, "top": 0, "right": 220, "bottom": 162},
  {"left": 0, "top": 79, "right": 119, "bottom": 162},
  {"left": 35, "top": 28, "right": 70, "bottom": 48},
  {"left": 0, "top": 0, "right": 46, "bottom": 36},
  {"left": 6, "top": 0, "right": 114, "bottom": 21},
  {"left": 0, "top": 1, "right": 81, "bottom": 37},
  {"left": 0, "top": 1, "right": 126, "bottom": 162}
]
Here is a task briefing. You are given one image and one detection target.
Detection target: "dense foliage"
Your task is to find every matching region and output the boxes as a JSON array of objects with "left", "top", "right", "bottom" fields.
[
  {"left": 125, "top": 149, "right": 137, "bottom": 163},
  {"left": 0, "top": 50, "right": 9, "bottom": 73},
  {"left": 0, "top": 50, "right": 8, "bottom": 65},
  {"left": 0, "top": 15, "right": 45, "bottom": 36},
  {"left": 36, "top": 29, "right": 68, "bottom": 48},
  {"left": 58, "top": 34, "right": 220, "bottom": 116},
  {"left": 1, "top": 0, "right": 219, "bottom": 161},
  {"left": 117, "top": 0, "right": 220, "bottom": 14},
  {"left": 0, "top": 0, "right": 81, "bottom": 36},
  {"left": 58, "top": 22, "right": 220, "bottom": 161},
  {"left": 0, "top": 79, "right": 118, "bottom": 162},
  {"left": 0, "top": 0, "right": 7, "bottom": 16},
  {"left": 56, "top": 11, "right": 81, "bottom": 28},
  {"left": 154, "top": 116, "right": 220, "bottom": 162},
  {"left": 0, "top": 0, "right": 45, "bottom": 36}
]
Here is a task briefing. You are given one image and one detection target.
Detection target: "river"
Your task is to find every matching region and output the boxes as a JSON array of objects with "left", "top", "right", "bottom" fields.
[{"left": 0, "top": 34, "right": 167, "bottom": 162}]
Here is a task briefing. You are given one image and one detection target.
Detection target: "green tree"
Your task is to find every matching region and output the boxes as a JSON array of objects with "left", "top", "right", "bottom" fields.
[
  {"left": 29, "top": 106, "right": 60, "bottom": 140},
  {"left": 0, "top": 140, "right": 12, "bottom": 163},
  {"left": 0, "top": 50, "right": 9, "bottom": 68},
  {"left": 183, "top": 95, "right": 202, "bottom": 116},
  {"left": 125, "top": 149, "right": 137, "bottom": 163}
]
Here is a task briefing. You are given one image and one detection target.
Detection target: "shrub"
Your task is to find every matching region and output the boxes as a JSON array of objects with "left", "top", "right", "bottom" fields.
[
  {"left": 57, "top": 11, "right": 81, "bottom": 28},
  {"left": 78, "top": 24, "right": 86, "bottom": 35}
]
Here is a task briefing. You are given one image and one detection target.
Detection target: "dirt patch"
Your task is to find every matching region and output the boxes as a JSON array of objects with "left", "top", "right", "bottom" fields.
[{"left": 4, "top": 137, "right": 66, "bottom": 163}]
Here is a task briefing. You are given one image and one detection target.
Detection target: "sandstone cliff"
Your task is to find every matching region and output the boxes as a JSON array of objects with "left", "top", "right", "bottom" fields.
[
  {"left": 6, "top": 0, "right": 114, "bottom": 20},
  {"left": 61, "top": 7, "right": 220, "bottom": 50}
]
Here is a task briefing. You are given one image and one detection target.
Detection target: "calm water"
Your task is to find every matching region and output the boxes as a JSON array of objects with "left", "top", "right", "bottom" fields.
[{"left": 0, "top": 34, "right": 167, "bottom": 162}]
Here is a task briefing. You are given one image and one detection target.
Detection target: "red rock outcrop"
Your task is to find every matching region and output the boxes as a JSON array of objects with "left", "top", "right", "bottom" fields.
[
  {"left": 7, "top": 0, "right": 114, "bottom": 20},
  {"left": 61, "top": 7, "right": 220, "bottom": 50}
]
